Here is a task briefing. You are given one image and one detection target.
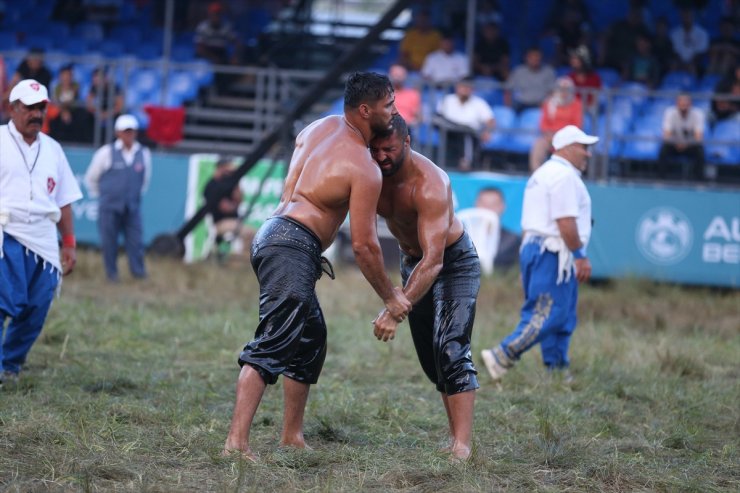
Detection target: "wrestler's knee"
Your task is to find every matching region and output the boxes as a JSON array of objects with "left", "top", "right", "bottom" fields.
[{"left": 238, "top": 359, "right": 279, "bottom": 385}]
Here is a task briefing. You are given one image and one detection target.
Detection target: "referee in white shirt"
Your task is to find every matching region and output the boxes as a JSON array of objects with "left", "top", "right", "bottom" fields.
[
  {"left": 0, "top": 79, "right": 82, "bottom": 385},
  {"left": 481, "top": 125, "right": 596, "bottom": 383}
]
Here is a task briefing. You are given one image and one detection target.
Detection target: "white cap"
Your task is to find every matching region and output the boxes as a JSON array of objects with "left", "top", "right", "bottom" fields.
[
  {"left": 9, "top": 79, "right": 49, "bottom": 105},
  {"left": 552, "top": 125, "right": 599, "bottom": 150},
  {"left": 114, "top": 114, "right": 139, "bottom": 131}
]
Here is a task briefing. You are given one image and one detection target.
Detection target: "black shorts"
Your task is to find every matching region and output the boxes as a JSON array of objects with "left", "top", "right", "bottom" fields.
[
  {"left": 401, "top": 232, "right": 481, "bottom": 394},
  {"left": 238, "top": 216, "right": 327, "bottom": 385}
]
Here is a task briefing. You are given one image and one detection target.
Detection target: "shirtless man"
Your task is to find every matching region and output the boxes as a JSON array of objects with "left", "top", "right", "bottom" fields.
[
  {"left": 370, "top": 115, "right": 481, "bottom": 461},
  {"left": 223, "top": 72, "right": 410, "bottom": 460}
]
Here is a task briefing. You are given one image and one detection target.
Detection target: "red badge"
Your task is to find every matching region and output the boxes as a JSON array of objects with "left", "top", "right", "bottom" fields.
[
  {"left": 31, "top": 82, "right": 40, "bottom": 91},
  {"left": 47, "top": 177, "right": 56, "bottom": 193}
]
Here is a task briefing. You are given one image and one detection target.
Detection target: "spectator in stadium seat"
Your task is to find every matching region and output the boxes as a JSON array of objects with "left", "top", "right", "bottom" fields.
[
  {"left": 436, "top": 77, "right": 496, "bottom": 170},
  {"left": 481, "top": 125, "right": 597, "bottom": 385},
  {"left": 652, "top": 16, "right": 678, "bottom": 78},
  {"left": 421, "top": 33, "right": 469, "bottom": 85},
  {"left": 369, "top": 114, "right": 480, "bottom": 461},
  {"left": 530, "top": 77, "right": 583, "bottom": 172},
  {"left": 5, "top": 48, "right": 53, "bottom": 97},
  {"left": 398, "top": 10, "right": 442, "bottom": 72},
  {"left": 711, "top": 66, "right": 740, "bottom": 122},
  {"left": 85, "top": 68, "right": 123, "bottom": 130},
  {"left": 622, "top": 33, "right": 662, "bottom": 89},
  {"left": 547, "top": 0, "right": 592, "bottom": 67},
  {"left": 598, "top": 1, "right": 651, "bottom": 72},
  {"left": 504, "top": 47, "right": 557, "bottom": 113},
  {"left": 84, "top": 114, "right": 151, "bottom": 282},
  {"left": 566, "top": 45, "right": 601, "bottom": 110},
  {"left": 473, "top": 187, "right": 521, "bottom": 270},
  {"left": 669, "top": 8, "right": 709, "bottom": 77},
  {"left": 203, "top": 157, "right": 255, "bottom": 258},
  {"left": 49, "top": 64, "right": 88, "bottom": 143},
  {"left": 194, "top": 1, "right": 240, "bottom": 66},
  {"left": 472, "top": 22, "right": 510, "bottom": 81},
  {"left": 707, "top": 17, "right": 740, "bottom": 76},
  {"left": 388, "top": 64, "right": 421, "bottom": 126},
  {"left": 659, "top": 93, "right": 706, "bottom": 181},
  {"left": 475, "top": 0, "right": 503, "bottom": 27}
]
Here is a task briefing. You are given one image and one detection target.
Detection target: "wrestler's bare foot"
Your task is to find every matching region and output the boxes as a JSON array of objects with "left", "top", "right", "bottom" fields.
[
  {"left": 279, "top": 433, "right": 312, "bottom": 450},
  {"left": 222, "top": 444, "right": 258, "bottom": 462},
  {"left": 449, "top": 443, "right": 472, "bottom": 462}
]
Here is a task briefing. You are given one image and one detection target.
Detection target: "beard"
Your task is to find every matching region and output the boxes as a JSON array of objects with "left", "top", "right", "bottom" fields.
[{"left": 379, "top": 149, "right": 405, "bottom": 177}]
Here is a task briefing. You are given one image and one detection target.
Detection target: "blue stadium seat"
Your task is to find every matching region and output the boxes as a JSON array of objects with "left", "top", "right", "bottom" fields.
[
  {"left": 517, "top": 107, "right": 542, "bottom": 129},
  {"left": 191, "top": 60, "right": 215, "bottom": 86},
  {"left": 483, "top": 105, "right": 515, "bottom": 151},
  {"left": 109, "top": 25, "right": 143, "bottom": 47},
  {"left": 63, "top": 38, "right": 89, "bottom": 56},
  {"left": 596, "top": 68, "right": 621, "bottom": 88},
  {"left": 46, "top": 23, "right": 71, "bottom": 40},
  {"left": 643, "top": 98, "right": 673, "bottom": 120},
  {"left": 594, "top": 114, "right": 629, "bottom": 158},
  {"left": 129, "top": 68, "right": 161, "bottom": 94},
  {"left": 99, "top": 40, "right": 126, "bottom": 59},
  {"left": 706, "top": 119, "right": 740, "bottom": 166},
  {"left": 135, "top": 42, "right": 162, "bottom": 61},
  {"left": 659, "top": 71, "right": 697, "bottom": 91},
  {"left": 697, "top": 73, "right": 722, "bottom": 92},
  {"left": 171, "top": 43, "right": 195, "bottom": 62},
  {"left": 72, "top": 22, "right": 105, "bottom": 43},
  {"left": 415, "top": 121, "right": 439, "bottom": 147},
  {"left": 621, "top": 115, "right": 663, "bottom": 161},
  {"left": 615, "top": 82, "right": 649, "bottom": 113},
  {"left": 503, "top": 108, "right": 541, "bottom": 154},
  {"left": 0, "top": 32, "right": 18, "bottom": 49},
  {"left": 168, "top": 71, "right": 199, "bottom": 102}
]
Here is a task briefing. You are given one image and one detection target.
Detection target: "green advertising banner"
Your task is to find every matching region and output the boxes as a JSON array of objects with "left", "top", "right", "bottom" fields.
[{"left": 183, "top": 154, "right": 286, "bottom": 262}]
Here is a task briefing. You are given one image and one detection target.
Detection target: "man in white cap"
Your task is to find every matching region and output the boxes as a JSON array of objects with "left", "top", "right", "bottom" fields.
[
  {"left": 84, "top": 114, "right": 151, "bottom": 282},
  {"left": 481, "top": 124, "right": 596, "bottom": 383},
  {"left": 0, "top": 79, "right": 83, "bottom": 386}
]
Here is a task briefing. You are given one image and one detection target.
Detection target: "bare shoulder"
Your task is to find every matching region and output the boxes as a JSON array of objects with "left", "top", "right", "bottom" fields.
[{"left": 411, "top": 150, "right": 451, "bottom": 191}]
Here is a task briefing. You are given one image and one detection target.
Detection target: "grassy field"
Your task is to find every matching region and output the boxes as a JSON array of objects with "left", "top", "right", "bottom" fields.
[{"left": 1, "top": 250, "right": 738, "bottom": 492}]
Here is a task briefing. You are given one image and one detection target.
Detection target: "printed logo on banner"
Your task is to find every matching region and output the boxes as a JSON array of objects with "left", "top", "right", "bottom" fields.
[{"left": 636, "top": 207, "right": 693, "bottom": 265}]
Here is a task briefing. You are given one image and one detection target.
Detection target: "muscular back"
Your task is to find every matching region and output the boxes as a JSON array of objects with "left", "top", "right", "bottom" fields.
[
  {"left": 377, "top": 150, "right": 463, "bottom": 258},
  {"left": 274, "top": 115, "right": 383, "bottom": 251}
]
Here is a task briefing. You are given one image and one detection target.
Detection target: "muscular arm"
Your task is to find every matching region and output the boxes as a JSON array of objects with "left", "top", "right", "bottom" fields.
[
  {"left": 400, "top": 186, "right": 448, "bottom": 305},
  {"left": 373, "top": 181, "right": 449, "bottom": 342},
  {"left": 57, "top": 204, "right": 76, "bottom": 275},
  {"left": 349, "top": 170, "right": 410, "bottom": 320}
]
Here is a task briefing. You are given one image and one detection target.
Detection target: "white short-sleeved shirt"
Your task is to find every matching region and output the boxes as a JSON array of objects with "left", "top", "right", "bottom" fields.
[
  {"left": 421, "top": 50, "right": 470, "bottom": 84},
  {"left": 437, "top": 94, "right": 495, "bottom": 132},
  {"left": 662, "top": 106, "right": 705, "bottom": 142},
  {"left": 521, "top": 155, "right": 591, "bottom": 246},
  {"left": 0, "top": 122, "right": 83, "bottom": 270}
]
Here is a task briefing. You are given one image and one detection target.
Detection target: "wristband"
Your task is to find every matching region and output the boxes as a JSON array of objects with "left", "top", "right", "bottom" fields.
[
  {"left": 571, "top": 247, "right": 586, "bottom": 259},
  {"left": 62, "top": 234, "right": 76, "bottom": 248}
]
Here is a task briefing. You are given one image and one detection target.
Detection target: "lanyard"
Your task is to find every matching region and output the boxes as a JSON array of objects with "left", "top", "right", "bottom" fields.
[{"left": 7, "top": 127, "right": 42, "bottom": 200}]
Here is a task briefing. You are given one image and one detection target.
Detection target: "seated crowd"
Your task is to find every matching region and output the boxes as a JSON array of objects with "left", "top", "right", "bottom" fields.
[{"left": 390, "top": 0, "right": 739, "bottom": 179}]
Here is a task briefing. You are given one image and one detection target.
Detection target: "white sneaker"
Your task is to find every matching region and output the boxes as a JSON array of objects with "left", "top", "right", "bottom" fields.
[{"left": 481, "top": 349, "right": 508, "bottom": 381}]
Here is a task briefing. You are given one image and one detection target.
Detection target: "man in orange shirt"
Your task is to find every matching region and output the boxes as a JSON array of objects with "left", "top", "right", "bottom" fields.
[
  {"left": 388, "top": 64, "right": 420, "bottom": 125},
  {"left": 529, "top": 77, "right": 583, "bottom": 172}
]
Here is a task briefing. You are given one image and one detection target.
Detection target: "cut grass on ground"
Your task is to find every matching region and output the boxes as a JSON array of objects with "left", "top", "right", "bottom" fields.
[{"left": 1, "top": 251, "right": 738, "bottom": 492}]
